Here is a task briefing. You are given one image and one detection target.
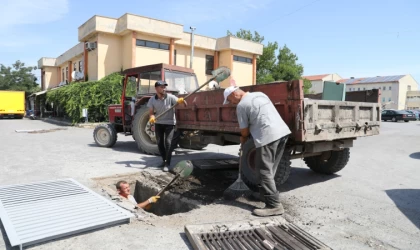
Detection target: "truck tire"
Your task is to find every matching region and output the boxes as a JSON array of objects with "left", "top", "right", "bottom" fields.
[
  {"left": 303, "top": 148, "right": 350, "bottom": 175},
  {"left": 178, "top": 139, "right": 208, "bottom": 150},
  {"left": 132, "top": 106, "right": 159, "bottom": 155},
  {"left": 93, "top": 123, "right": 117, "bottom": 148},
  {"left": 240, "top": 139, "right": 292, "bottom": 192}
]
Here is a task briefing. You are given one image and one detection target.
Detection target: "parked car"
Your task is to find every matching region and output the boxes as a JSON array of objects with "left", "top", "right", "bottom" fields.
[
  {"left": 381, "top": 110, "right": 416, "bottom": 122},
  {"left": 405, "top": 110, "right": 420, "bottom": 120}
]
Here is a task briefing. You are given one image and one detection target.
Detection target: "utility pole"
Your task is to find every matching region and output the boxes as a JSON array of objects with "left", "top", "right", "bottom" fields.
[{"left": 190, "top": 26, "right": 196, "bottom": 69}]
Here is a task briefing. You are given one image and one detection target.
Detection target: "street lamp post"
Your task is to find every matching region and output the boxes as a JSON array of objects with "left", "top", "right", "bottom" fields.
[{"left": 190, "top": 26, "right": 196, "bottom": 69}]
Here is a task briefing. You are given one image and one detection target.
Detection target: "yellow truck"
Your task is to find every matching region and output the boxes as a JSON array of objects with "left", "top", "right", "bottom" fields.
[{"left": 0, "top": 90, "right": 25, "bottom": 119}]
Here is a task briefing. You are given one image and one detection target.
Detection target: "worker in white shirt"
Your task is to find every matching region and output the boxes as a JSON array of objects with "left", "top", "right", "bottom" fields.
[{"left": 116, "top": 180, "right": 160, "bottom": 209}]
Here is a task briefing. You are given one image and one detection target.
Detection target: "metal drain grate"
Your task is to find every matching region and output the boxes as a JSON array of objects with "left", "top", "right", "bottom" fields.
[
  {"left": 192, "top": 158, "right": 239, "bottom": 170},
  {"left": 0, "top": 178, "right": 134, "bottom": 249},
  {"left": 185, "top": 217, "right": 332, "bottom": 250}
]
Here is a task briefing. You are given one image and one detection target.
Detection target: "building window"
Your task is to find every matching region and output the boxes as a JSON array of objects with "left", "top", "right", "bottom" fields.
[
  {"left": 382, "top": 86, "right": 385, "bottom": 90},
  {"left": 363, "top": 87, "right": 366, "bottom": 90},
  {"left": 408, "top": 85, "right": 411, "bottom": 91},
  {"left": 388, "top": 98, "right": 391, "bottom": 102},
  {"left": 389, "top": 86, "right": 391, "bottom": 90},
  {"left": 66, "top": 67, "right": 69, "bottom": 81},
  {"left": 358, "top": 88, "right": 360, "bottom": 91},
  {"left": 136, "top": 39, "right": 169, "bottom": 50},
  {"left": 205, "top": 55, "right": 214, "bottom": 75},
  {"left": 79, "top": 61, "right": 83, "bottom": 72},
  {"left": 233, "top": 55, "right": 252, "bottom": 64},
  {"left": 174, "top": 50, "right": 177, "bottom": 65},
  {"left": 73, "top": 62, "right": 76, "bottom": 71},
  {"left": 382, "top": 97, "right": 385, "bottom": 102},
  {"left": 62, "top": 68, "right": 65, "bottom": 81}
]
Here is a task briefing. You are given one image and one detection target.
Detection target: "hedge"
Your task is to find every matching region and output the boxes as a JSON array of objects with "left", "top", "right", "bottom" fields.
[{"left": 46, "top": 72, "right": 124, "bottom": 123}]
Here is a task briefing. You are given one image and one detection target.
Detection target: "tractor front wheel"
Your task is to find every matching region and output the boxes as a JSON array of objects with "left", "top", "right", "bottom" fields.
[{"left": 93, "top": 124, "right": 117, "bottom": 148}]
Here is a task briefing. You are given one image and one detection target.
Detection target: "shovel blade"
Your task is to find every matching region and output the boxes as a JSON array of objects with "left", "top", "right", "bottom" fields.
[{"left": 172, "top": 160, "right": 194, "bottom": 178}]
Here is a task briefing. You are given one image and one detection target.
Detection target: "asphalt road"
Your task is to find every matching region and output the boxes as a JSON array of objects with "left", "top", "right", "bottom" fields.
[{"left": 0, "top": 118, "right": 419, "bottom": 250}]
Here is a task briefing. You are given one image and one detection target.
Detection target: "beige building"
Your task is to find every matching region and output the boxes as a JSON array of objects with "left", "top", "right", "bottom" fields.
[
  {"left": 303, "top": 74, "right": 343, "bottom": 94},
  {"left": 38, "top": 13, "right": 263, "bottom": 91},
  {"left": 339, "top": 75, "right": 419, "bottom": 110},
  {"left": 406, "top": 91, "right": 420, "bottom": 110}
]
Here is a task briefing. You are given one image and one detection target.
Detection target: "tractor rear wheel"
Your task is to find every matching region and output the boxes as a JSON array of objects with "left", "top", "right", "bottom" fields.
[
  {"left": 240, "top": 139, "right": 292, "bottom": 192},
  {"left": 132, "top": 106, "right": 159, "bottom": 155},
  {"left": 93, "top": 124, "right": 117, "bottom": 147}
]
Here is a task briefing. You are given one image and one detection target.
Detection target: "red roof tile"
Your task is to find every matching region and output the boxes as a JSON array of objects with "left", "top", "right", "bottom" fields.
[{"left": 302, "top": 74, "right": 330, "bottom": 81}]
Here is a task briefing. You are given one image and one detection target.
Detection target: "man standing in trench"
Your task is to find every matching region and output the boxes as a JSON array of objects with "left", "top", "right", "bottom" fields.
[
  {"left": 148, "top": 80, "right": 185, "bottom": 172},
  {"left": 223, "top": 86, "right": 291, "bottom": 217},
  {"left": 116, "top": 180, "right": 160, "bottom": 209}
]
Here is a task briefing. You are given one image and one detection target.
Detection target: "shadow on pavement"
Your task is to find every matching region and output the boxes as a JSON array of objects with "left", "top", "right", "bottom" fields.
[
  {"left": 89, "top": 141, "right": 212, "bottom": 155},
  {"left": 386, "top": 189, "right": 420, "bottom": 229},
  {"left": 279, "top": 167, "right": 340, "bottom": 192},
  {"left": 88, "top": 141, "right": 141, "bottom": 154},
  {"left": 115, "top": 151, "right": 238, "bottom": 170},
  {"left": 409, "top": 152, "right": 420, "bottom": 159},
  {"left": 0, "top": 221, "right": 14, "bottom": 250},
  {"left": 179, "top": 233, "right": 194, "bottom": 250}
]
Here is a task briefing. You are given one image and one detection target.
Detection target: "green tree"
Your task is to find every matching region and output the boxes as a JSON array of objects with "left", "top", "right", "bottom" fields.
[
  {"left": 227, "top": 29, "right": 277, "bottom": 84},
  {"left": 227, "top": 29, "right": 264, "bottom": 43},
  {"left": 227, "top": 30, "right": 312, "bottom": 93},
  {"left": 0, "top": 60, "right": 40, "bottom": 95},
  {"left": 272, "top": 45, "right": 304, "bottom": 81},
  {"left": 303, "top": 79, "right": 313, "bottom": 94}
]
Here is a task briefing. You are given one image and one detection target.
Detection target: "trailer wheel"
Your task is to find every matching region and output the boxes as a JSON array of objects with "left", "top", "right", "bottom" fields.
[
  {"left": 132, "top": 106, "right": 159, "bottom": 155},
  {"left": 93, "top": 123, "right": 117, "bottom": 148},
  {"left": 178, "top": 139, "right": 208, "bottom": 150},
  {"left": 240, "top": 139, "right": 292, "bottom": 192},
  {"left": 303, "top": 148, "right": 350, "bottom": 175}
]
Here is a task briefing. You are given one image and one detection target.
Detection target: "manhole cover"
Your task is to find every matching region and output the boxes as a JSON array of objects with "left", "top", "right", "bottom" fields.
[
  {"left": 185, "top": 217, "right": 332, "bottom": 250},
  {"left": 192, "top": 158, "right": 239, "bottom": 170}
]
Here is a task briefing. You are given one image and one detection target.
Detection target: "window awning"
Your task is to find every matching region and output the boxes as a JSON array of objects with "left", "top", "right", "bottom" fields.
[{"left": 29, "top": 90, "right": 47, "bottom": 97}]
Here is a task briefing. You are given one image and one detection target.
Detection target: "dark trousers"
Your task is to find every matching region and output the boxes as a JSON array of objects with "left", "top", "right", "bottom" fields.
[
  {"left": 255, "top": 135, "right": 288, "bottom": 207},
  {"left": 154, "top": 124, "right": 179, "bottom": 166}
]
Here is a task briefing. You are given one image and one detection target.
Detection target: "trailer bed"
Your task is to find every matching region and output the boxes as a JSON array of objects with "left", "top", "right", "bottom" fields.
[{"left": 175, "top": 80, "right": 380, "bottom": 142}]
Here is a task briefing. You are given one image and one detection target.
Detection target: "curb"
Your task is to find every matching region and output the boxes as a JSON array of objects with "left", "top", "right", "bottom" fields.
[{"left": 41, "top": 118, "right": 101, "bottom": 129}]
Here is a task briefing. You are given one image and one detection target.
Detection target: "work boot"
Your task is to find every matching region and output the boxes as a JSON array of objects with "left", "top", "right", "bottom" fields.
[
  {"left": 163, "top": 165, "right": 169, "bottom": 172},
  {"left": 252, "top": 203, "right": 285, "bottom": 217}
]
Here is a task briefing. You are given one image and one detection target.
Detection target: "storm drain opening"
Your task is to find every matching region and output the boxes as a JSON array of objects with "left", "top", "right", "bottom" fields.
[{"left": 133, "top": 180, "right": 198, "bottom": 216}]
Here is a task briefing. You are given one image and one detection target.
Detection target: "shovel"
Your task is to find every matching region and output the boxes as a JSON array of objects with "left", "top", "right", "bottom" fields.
[
  {"left": 144, "top": 160, "right": 194, "bottom": 210},
  {"left": 154, "top": 66, "right": 231, "bottom": 121}
]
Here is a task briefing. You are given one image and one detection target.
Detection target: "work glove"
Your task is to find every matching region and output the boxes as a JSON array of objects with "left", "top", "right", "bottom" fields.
[
  {"left": 148, "top": 196, "right": 160, "bottom": 204},
  {"left": 149, "top": 116, "right": 156, "bottom": 124},
  {"left": 177, "top": 98, "right": 185, "bottom": 104}
]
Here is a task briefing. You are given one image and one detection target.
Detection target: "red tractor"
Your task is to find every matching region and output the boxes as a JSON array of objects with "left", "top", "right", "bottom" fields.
[{"left": 93, "top": 63, "right": 207, "bottom": 154}]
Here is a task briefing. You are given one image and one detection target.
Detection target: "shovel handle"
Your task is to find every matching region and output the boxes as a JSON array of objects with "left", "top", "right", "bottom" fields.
[
  {"left": 156, "top": 174, "right": 180, "bottom": 196},
  {"left": 154, "top": 71, "right": 224, "bottom": 121}
]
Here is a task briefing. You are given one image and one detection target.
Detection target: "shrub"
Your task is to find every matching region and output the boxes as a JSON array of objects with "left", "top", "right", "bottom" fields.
[{"left": 46, "top": 72, "right": 123, "bottom": 123}]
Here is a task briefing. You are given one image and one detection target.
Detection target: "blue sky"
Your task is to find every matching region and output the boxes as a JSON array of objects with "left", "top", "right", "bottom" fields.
[{"left": 1, "top": 0, "right": 419, "bottom": 85}]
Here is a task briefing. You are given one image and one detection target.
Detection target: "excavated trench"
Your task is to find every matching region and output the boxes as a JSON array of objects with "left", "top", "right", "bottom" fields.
[
  {"left": 133, "top": 180, "right": 198, "bottom": 216},
  {"left": 96, "top": 166, "right": 239, "bottom": 216}
]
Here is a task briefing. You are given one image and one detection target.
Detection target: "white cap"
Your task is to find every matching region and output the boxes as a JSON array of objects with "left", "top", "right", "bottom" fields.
[{"left": 223, "top": 86, "right": 239, "bottom": 105}]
